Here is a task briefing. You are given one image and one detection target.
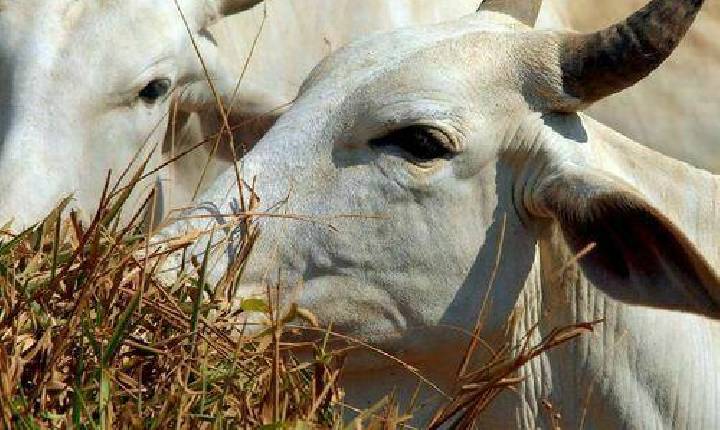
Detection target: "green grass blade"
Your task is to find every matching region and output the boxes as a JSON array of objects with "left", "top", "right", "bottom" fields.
[{"left": 102, "top": 287, "right": 141, "bottom": 365}]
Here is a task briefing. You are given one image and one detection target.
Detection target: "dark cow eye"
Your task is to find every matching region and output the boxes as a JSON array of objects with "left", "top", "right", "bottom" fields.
[
  {"left": 139, "top": 78, "right": 172, "bottom": 104},
  {"left": 369, "top": 125, "right": 455, "bottom": 162}
]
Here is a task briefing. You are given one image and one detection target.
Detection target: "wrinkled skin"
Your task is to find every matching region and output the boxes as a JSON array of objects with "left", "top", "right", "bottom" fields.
[{"left": 165, "top": 3, "right": 720, "bottom": 428}]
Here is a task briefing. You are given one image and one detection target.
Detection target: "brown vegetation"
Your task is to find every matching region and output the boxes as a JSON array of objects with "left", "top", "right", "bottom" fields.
[{"left": 0, "top": 159, "right": 594, "bottom": 429}]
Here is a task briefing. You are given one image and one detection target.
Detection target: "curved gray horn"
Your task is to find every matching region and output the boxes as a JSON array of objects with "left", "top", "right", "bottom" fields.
[
  {"left": 477, "top": 0, "right": 543, "bottom": 27},
  {"left": 560, "top": 0, "right": 704, "bottom": 106}
]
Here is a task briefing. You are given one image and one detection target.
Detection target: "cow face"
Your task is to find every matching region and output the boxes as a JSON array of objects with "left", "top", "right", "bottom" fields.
[
  {"left": 0, "top": 0, "right": 260, "bottom": 229},
  {"left": 186, "top": 14, "right": 554, "bottom": 358},
  {"left": 179, "top": 0, "right": 717, "bottom": 368}
]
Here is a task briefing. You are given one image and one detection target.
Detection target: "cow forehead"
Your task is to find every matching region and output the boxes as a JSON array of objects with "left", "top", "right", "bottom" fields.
[
  {"left": 298, "top": 13, "right": 527, "bottom": 129},
  {"left": 1, "top": 0, "right": 184, "bottom": 97},
  {"left": 1, "top": 0, "right": 180, "bottom": 59},
  {"left": 4, "top": 0, "right": 126, "bottom": 29},
  {"left": 305, "top": 12, "right": 520, "bottom": 91}
]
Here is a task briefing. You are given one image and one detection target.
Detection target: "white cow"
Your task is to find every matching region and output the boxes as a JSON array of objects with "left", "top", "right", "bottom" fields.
[
  {"left": 0, "top": 0, "right": 481, "bottom": 229},
  {"left": 0, "top": 0, "right": 266, "bottom": 228},
  {"left": 165, "top": 0, "right": 720, "bottom": 427}
]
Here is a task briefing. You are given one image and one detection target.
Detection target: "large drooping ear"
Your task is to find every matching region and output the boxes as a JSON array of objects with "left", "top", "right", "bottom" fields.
[
  {"left": 531, "top": 166, "right": 720, "bottom": 318},
  {"left": 477, "top": 0, "right": 543, "bottom": 27}
]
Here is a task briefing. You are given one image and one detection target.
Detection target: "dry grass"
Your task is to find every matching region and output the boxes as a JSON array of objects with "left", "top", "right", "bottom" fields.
[
  {"left": 0, "top": 158, "right": 595, "bottom": 429},
  {"left": 0, "top": 161, "right": 348, "bottom": 429}
]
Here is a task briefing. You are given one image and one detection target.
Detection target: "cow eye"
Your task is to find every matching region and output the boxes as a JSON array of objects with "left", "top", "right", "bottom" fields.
[
  {"left": 138, "top": 78, "right": 172, "bottom": 104},
  {"left": 369, "top": 125, "right": 455, "bottom": 162}
]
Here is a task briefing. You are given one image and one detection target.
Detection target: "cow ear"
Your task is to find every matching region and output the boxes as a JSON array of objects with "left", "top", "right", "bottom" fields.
[
  {"left": 477, "top": 0, "right": 543, "bottom": 27},
  {"left": 533, "top": 167, "right": 720, "bottom": 318},
  {"left": 175, "top": 33, "right": 286, "bottom": 144},
  {"left": 216, "top": 0, "right": 264, "bottom": 16},
  {"left": 175, "top": 33, "right": 232, "bottom": 112}
]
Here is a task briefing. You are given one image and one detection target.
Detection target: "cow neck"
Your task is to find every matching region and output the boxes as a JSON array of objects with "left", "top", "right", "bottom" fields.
[{"left": 509, "top": 114, "right": 720, "bottom": 429}]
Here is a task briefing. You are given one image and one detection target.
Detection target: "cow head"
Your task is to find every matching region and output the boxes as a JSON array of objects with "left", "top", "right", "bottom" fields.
[
  {"left": 0, "top": 0, "right": 262, "bottom": 229},
  {"left": 169, "top": 0, "right": 720, "bottom": 373}
]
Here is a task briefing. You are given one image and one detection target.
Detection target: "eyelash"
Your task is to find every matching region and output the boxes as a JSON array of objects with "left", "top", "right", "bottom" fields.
[
  {"left": 369, "top": 125, "right": 455, "bottom": 162},
  {"left": 138, "top": 78, "right": 172, "bottom": 104}
]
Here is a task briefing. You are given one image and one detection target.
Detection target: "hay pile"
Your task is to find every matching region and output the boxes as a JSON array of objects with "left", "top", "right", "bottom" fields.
[{"left": 0, "top": 170, "right": 592, "bottom": 429}]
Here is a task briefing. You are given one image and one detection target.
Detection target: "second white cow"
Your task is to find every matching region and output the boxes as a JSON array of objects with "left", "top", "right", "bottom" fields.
[{"left": 165, "top": 0, "right": 720, "bottom": 427}]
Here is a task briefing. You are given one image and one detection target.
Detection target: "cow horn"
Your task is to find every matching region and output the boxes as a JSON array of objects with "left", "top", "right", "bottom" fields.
[
  {"left": 180, "top": 0, "right": 263, "bottom": 29},
  {"left": 477, "top": 0, "right": 543, "bottom": 27},
  {"left": 559, "top": 0, "right": 703, "bottom": 107},
  {"left": 217, "top": 0, "right": 264, "bottom": 16}
]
